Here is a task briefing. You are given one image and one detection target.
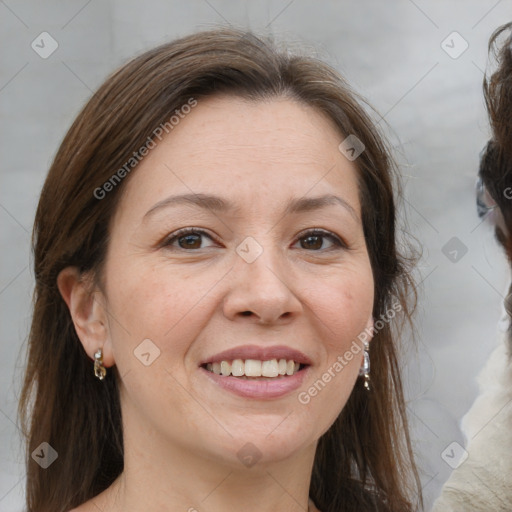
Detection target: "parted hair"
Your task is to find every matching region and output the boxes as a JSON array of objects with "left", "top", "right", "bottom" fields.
[{"left": 18, "top": 27, "right": 422, "bottom": 512}]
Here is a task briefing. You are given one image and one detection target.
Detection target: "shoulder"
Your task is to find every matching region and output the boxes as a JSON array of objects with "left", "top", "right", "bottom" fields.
[
  {"left": 67, "top": 499, "right": 102, "bottom": 512},
  {"left": 461, "top": 328, "right": 512, "bottom": 438}
]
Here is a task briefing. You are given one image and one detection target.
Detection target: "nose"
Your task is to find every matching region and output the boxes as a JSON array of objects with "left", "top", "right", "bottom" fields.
[{"left": 222, "top": 244, "right": 303, "bottom": 325}]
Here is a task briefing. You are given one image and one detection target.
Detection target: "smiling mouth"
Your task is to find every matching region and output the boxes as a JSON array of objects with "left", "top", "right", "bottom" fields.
[{"left": 201, "top": 358, "right": 308, "bottom": 379}]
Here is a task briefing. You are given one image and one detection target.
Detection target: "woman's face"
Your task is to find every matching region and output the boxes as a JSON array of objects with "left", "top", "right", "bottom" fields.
[{"left": 99, "top": 95, "right": 374, "bottom": 467}]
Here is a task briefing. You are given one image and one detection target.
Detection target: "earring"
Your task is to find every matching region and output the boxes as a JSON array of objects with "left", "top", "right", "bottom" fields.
[
  {"left": 358, "top": 341, "right": 370, "bottom": 391},
  {"left": 94, "top": 348, "right": 107, "bottom": 380}
]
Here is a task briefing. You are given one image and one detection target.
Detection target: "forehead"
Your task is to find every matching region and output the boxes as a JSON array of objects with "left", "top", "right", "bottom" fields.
[{"left": 116, "top": 95, "right": 362, "bottom": 221}]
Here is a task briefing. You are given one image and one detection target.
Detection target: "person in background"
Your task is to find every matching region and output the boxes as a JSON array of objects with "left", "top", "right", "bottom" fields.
[{"left": 432, "top": 22, "right": 512, "bottom": 512}]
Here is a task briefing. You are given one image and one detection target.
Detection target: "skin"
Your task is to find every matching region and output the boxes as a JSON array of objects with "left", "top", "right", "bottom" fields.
[{"left": 58, "top": 95, "right": 375, "bottom": 512}]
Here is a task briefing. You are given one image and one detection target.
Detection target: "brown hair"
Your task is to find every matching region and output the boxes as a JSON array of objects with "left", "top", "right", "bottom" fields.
[
  {"left": 18, "top": 27, "right": 422, "bottom": 512},
  {"left": 481, "top": 22, "right": 512, "bottom": 257}
]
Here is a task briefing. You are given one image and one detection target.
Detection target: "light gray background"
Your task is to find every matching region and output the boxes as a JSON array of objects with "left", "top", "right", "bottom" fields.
[{"left": 1, "top": 1, "right": 511, "bottom": 510}]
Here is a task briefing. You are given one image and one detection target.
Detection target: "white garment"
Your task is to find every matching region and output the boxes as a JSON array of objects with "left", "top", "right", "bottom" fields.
[{"left": 432, "top": 315, "right": 512, "bottom": 511}]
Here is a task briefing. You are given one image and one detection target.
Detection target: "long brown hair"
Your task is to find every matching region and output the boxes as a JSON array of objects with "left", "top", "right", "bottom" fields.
[{"left": 18, "top": 27, "right": 422, "bottom": 512}]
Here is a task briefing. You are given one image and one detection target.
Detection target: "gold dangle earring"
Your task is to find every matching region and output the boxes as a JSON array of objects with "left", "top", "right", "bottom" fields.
[{"left": 94, "top": 348, "right": 107, "bottom": 380}]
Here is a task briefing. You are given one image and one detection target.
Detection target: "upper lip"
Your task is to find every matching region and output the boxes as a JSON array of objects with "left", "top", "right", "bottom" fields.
[{"left": 199, "top": 344, "right": 313, "bottom": 366}]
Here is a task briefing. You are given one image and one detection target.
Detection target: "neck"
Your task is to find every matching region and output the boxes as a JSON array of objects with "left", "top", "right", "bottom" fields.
[{"left": 96, "top": 418, "right": 318, "bottom": 512}]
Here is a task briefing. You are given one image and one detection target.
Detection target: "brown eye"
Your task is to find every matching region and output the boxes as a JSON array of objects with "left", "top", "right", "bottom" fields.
[
  {"left": 301, "top": 235, "right": 323, "bottom": 250},
  {"left": 178, "top": 233, "right": 202, "bottom": 249},
  {"left": 296, "top": 229, "right": 345, "bottom": 251},
  {"left": 162, "top": 228, "right": 216, "bottom": 250}
]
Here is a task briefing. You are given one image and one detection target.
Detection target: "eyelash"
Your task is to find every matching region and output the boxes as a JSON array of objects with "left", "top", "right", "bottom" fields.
[{"left": 161, "top": 227, "right": 347, "bottom": 252}]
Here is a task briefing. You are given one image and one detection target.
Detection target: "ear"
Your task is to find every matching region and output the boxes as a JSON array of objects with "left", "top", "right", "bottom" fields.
[{"left": 57, "top": 266, "right": 115, "bottom": 367}]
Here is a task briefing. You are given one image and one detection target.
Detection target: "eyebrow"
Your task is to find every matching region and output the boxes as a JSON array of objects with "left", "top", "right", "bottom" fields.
[{"left": 143, "top": 192, "right": 359, "bottom": 221}]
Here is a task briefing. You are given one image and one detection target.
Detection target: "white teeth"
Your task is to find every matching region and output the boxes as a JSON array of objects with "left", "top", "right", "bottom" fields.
[
  {"left": 231, "top": 359, "right": 244, "bottom": 377},
  {"left": 245, "top": 359, "right": 262, "bottom": 377},
  {"left": 261, "top": 359, "right": 279, "bottom": 377},
  {"left": 220, "top": 361, "right": 231, "bottom": 376},
  {"left": 205, "top": 358, "right": 304, "bottom": 377}
]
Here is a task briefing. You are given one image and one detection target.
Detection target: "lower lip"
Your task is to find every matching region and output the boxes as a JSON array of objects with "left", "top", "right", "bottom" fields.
[{"left": 199, "top": 366, "right": 310, "bottom": 399}]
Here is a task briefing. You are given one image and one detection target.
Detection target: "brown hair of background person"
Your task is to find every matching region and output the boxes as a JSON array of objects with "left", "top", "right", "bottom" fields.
[
  {"left": 18, "top": 28, "right": 422, "bottom": 512},
  {"left": 479, "top": 22, "right": 512, "bottom": 321},
  {"left": 480, "top": 22, "right": 512, "bottom": 260},
  {"left": 432, "top": 22, "right": 512, "bottom": 512}
]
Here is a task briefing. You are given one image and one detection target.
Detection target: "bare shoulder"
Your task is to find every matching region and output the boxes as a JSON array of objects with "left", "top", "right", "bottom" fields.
[
  {"left": 67, "top": 498, "right": 104, "bottom": 512},
  {"left": 66, "top": 483, "right": 117, "bottom": 512},
  {"left": 67, "top": 505, "right": 89, "bottom": 512}
]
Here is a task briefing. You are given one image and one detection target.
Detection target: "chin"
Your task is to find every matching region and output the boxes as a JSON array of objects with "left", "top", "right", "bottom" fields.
[{"left": 202, "top": 414, "right": 319, "bottom": 468}]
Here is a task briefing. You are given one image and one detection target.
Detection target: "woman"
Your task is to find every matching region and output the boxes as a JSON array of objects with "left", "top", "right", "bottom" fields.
[
  {"left": 18, "top": 28, "right": 422, "bottom": 512},
  {"left": 432, "top": 22, "right": 512, "bottom": 512}
]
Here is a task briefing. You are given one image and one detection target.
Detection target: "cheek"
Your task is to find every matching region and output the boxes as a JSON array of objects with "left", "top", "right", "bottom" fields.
[
  {"left": 103, "top": 263, "right": 218, "bottom": 431},
  {"left": 295, "top": 264, "right": 373, "bottom": 421},
  {"left": 103, "top": 261, "right": 209, "bottom": 367},
  {"left": 306, "top": 264, "right": 374, "bottom": 350}
]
